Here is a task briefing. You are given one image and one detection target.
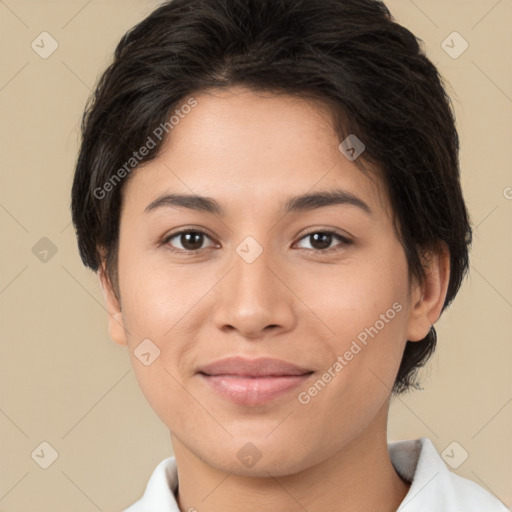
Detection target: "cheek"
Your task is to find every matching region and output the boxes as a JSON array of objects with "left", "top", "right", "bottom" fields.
[
  {"left": 120, "top": 281, "right": 200, "bottom": 429},
  {"left": 117, "top": 252, "right": 225, "bottom": 413},
  {"left": 296, "top": 248, "right": 410, "bottom": 392},
  {"left": 296, "top": 250, "right": 409, "bottom": 341},
  {"left": 118, "top": 252, "right": 207, "bottom": 339}
]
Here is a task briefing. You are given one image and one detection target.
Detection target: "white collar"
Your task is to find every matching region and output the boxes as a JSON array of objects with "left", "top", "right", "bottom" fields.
[{"left": 124, "top": 437, "right": 509, "bottom": 511}]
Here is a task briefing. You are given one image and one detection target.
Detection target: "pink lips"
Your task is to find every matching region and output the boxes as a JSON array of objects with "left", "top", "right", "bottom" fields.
[{"left": 198, "top": 356, "right": 314, "bottom": 406}]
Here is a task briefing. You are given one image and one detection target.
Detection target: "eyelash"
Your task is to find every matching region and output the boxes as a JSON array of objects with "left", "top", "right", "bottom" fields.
[{"left": 161, "top": 229, "right": 352, "bottom": 255}]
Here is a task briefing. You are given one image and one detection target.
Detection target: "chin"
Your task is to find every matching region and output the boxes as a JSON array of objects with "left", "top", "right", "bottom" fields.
[{"left": 192, "top": 433, "right": 322, "bottom": 478}]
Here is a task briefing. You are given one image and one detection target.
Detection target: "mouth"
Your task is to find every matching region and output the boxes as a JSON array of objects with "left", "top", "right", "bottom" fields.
[{"left": 197, "top": 356, "right": 314, "bottom": 406}]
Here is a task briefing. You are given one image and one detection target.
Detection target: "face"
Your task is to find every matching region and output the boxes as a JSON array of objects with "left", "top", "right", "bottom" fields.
[{"left": 101, "top": 86, "right": 439, "bottom": 477}]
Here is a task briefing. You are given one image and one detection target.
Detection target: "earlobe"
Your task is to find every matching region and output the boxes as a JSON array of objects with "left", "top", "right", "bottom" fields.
[
  {"left": 98, "top": 264, "right": 128, "bottom": 347},
  {"left": 406, "top": 244, "right": 451, "bottom": 342}
]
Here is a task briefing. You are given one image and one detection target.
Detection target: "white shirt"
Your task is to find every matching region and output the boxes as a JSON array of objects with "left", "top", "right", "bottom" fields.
[{"left": 123, "top": 437, "right": 509, "bottom": 511}]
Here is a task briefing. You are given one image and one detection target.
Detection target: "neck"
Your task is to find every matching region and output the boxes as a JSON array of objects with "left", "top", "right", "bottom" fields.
[{"left": 172, "top": 403, "right": 409, "bottom": 512}]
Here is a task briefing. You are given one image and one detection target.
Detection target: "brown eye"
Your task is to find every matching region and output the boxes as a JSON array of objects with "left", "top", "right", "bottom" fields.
[
  {"left": 164, "top": 230, "right": 215, "bottom": 252},
  {"left": 309, "top": 232, "right": 333, "bottom": 250},
  {"left": 295, "top": 231, "right": 351, "bottom": 252}
]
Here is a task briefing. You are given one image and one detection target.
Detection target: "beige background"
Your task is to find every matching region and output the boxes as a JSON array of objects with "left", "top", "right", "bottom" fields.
[{"left": 0, "top": 0, "right": 511, "bottom": 510}]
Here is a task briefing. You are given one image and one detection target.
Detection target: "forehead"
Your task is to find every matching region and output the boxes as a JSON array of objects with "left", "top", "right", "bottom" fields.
[{"left": 121, "top": 86, "right": 391, "bottom": 218}]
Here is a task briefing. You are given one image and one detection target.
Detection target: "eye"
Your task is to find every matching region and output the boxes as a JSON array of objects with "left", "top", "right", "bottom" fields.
[
  {"left": 295, "top": 230, "right": 352, "bottom": 252},
  {"left": 163, "top": 229, "right": 216, "bottom": 252}
]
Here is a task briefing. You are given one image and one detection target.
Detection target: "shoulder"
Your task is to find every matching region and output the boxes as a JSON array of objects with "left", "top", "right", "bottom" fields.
[{"left": 389, "top": 437, "right": 509, "bottom": 512}]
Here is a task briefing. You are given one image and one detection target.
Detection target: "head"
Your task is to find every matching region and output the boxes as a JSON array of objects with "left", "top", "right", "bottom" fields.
[{"left": 71, "top": 0, "right": 471, "bottom": 476}]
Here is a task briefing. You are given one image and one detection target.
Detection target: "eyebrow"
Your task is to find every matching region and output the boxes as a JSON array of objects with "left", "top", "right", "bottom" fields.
[{"left": 144, "top": 189, "right": 373, "bottom": 217}]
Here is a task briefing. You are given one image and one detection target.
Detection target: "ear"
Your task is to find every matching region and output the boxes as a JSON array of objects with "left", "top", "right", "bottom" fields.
[
  {"left": 407, "top": 243, "right": 451, "bottom": 342},
  {"left": 98, "top": 263, "right": 128, "bottom": 346}
]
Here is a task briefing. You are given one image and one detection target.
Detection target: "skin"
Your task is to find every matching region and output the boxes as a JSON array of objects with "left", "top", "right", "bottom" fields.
[{"left": 99, "top": 86, "right": 450, "bottom": 512}]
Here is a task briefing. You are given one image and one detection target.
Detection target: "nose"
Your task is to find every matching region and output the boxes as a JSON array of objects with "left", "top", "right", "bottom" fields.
[{"left": 212, "top": 245, "right": 297, "bottom": 340}]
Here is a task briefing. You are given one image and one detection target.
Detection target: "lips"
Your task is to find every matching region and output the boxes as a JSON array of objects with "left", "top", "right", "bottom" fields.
[
  {"left": 198, "top": 356, "right": 312, "bottom": 377},
  {"left": 197, "top": 356, "right": 314, "bottom": 405}
]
